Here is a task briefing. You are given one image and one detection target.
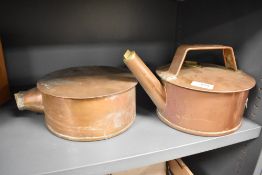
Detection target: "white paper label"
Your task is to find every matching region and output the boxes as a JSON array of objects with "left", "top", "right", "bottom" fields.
[{"left": 191, "top": 81, "right": 214, "bottom": 90}]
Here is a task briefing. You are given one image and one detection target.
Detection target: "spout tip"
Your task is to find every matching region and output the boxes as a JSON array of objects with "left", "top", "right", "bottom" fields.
[
  {"left": 14, "top": 92, "right": 25, "bottom": 110},
  {"left": 123, "top": 49, "right": 134, "bottom": 62},
  {"left": 124, "top": 49, "right": 131, "bottom": 58}
]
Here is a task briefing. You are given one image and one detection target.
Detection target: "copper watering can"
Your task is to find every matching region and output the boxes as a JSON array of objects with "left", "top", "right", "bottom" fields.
[{"left": 123, "top": 44, "right": 255, "bottom": 136}]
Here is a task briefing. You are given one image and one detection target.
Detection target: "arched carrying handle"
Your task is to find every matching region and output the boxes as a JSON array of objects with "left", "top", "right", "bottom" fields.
[{"left": 168, "top": 44, "right": 238, "bottom": 76}]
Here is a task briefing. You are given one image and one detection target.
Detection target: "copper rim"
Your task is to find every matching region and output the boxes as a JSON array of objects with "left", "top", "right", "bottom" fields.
[
  {"left": 156, "top": 110, "right": 242, "bottom": 137},
  {"left": 37, "top": 66, "right": 137, "bottom": 99},
  {"left": 45, "top": 115, "right": 136, "bottom": 141}
]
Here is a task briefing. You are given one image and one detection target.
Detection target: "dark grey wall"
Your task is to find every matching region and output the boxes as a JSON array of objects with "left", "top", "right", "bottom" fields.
[
  {"left": 0, "top": 0, "right": 176, "bottom": 47},
  {"left": 176, "top": 1, "right": 262, "bottom": 175},
  {"left": 0, "top": 0, "right": 177, "bottom": 89}
]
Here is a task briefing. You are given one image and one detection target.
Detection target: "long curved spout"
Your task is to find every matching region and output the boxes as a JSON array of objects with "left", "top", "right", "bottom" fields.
[
  {"left": 14, "top": 88, "right": 44, "bottom": 113},
  {"left": 123, "top": 50, "right": 166, "bottom": 111}
]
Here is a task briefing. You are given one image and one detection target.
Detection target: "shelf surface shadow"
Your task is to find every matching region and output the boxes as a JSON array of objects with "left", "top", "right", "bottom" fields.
[{"left": 0, "top": 101, "right": 260, "bottom": 175}]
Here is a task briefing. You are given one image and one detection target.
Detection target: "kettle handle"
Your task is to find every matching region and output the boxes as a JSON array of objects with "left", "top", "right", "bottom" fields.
[{"left": 168, "top": 44, "right": 238, "bottom": 76}]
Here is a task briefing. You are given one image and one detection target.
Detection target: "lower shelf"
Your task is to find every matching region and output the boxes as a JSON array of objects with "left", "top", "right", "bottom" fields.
[{"left": 0, "top": 102, "right": 261, "bottom": 175}]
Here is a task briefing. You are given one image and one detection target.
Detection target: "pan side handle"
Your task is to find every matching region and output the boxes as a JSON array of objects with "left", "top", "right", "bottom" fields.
[{"left": 14, "top": 88, "right": 44, "bottom": 113}]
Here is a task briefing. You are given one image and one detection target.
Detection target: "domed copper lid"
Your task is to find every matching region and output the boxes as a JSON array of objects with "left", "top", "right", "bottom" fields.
[
  {"left": 157, "top": 63, "right": 255, "bottom": 93},
  {"left": 37, "top": 66, "right": 137, "bottom": 99},
  {"left": 156, "top": 45, "right": 255, "bottom": 93}
]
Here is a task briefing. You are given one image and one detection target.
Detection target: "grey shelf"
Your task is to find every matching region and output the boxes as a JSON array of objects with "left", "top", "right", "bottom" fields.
[{"left": 0, "top": 102, "right": 261, "bottom": 175}]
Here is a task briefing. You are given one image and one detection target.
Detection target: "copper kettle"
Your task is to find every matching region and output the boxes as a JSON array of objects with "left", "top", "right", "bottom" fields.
[{"left": 123, "top": 44, "right": 256, "bottom": 136}]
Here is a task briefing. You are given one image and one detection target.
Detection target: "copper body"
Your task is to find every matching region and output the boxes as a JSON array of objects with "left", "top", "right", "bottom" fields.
[
  {"left": 158, "top": 83, "right": 248, "bottom": 136},
  {"left": 124, "top": 45, "right": 255, "bottom": 136},
  {"left": 15, "top": 88, "right": 135, "bottom": 141},
  {"left": 15, "top": 66, "right": 137, "bottom": 141}
]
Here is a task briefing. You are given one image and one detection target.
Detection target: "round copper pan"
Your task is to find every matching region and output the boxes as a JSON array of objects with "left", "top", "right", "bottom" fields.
[{"left": 15, "top": 66, "right": 137, "bottom": 141}]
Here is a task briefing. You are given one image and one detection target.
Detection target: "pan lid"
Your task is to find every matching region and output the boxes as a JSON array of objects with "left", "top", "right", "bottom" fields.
[
  {"left": 156, "top": 45, "right": 256, "bottom": 93},
  {"left": 156, "top": 63, "right": 255, "bottom": 93},
  {"left": 37, "top": 66, "right": 137, "bottom": 99}
]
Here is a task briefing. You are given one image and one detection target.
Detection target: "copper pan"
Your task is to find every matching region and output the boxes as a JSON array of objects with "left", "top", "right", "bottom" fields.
[
  {"left": 15, "top": 66, "right": 137, "bottom": 141},
  {"left": 123, "top": 45, "right": 255, "bottom": 136}
]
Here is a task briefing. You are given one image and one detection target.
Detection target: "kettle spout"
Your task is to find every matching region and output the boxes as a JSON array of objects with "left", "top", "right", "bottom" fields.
[
  {"left": 14, "top": 88, "right": 44, "bottom": 113},
  {"left": 123, "top": 50, "right": 166, "bottom": 111}
]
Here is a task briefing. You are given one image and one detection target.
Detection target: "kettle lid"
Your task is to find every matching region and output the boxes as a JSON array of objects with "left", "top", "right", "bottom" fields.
[
  {"left": 37, "top": 66, "right": 137, "bottom": 99},
  {"left": 156, "top": 44, "right": 256, "bottom": 93},
  {"left": 156, "top": 63, "right": 255, "bottom": 93}
]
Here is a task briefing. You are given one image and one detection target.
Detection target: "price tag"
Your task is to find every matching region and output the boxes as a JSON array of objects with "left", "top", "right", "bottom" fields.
[{"left": 191, "top": 81, "right": 214, "bottom": 90}]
